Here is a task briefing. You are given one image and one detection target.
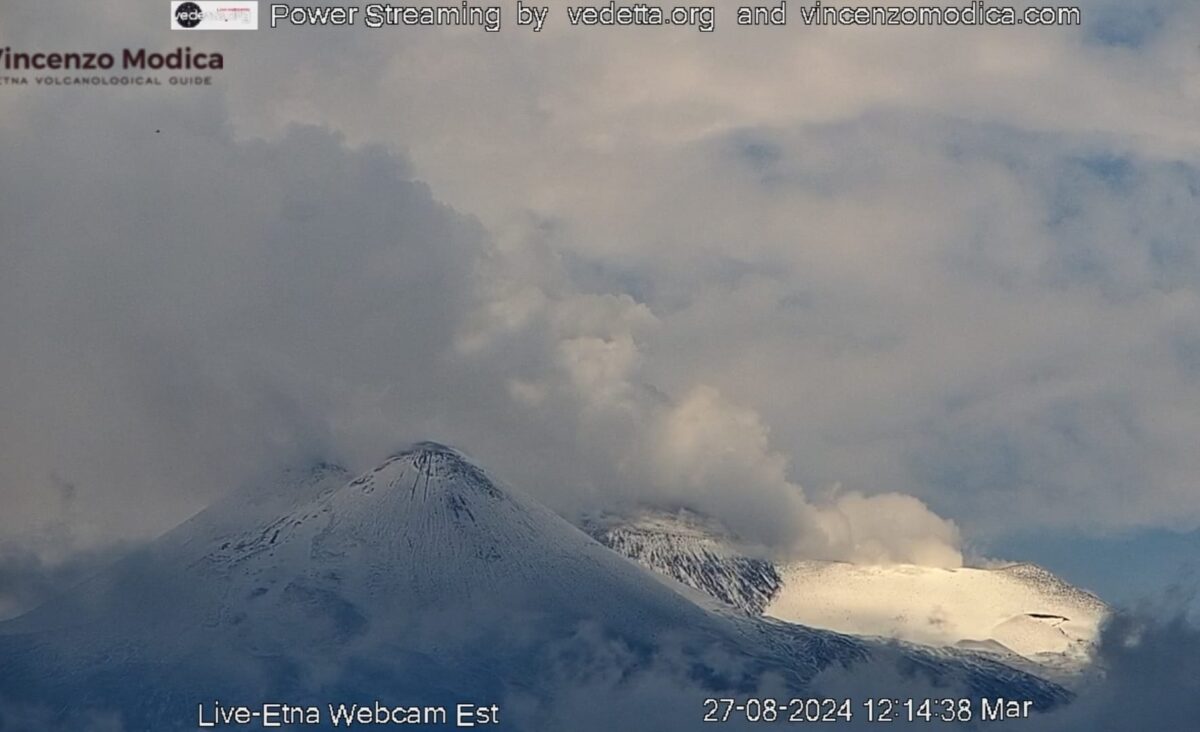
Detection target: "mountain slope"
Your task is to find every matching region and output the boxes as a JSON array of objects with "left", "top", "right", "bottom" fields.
[
  {"left": 0, "top": 444, "right": 1068, "bottom": 730},
  {"left": 582, "top": 509, "right": 782, "bottom": 614}
]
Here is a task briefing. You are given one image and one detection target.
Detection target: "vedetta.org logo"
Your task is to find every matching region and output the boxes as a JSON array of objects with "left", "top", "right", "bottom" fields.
[{"left": 171, "top": 1, "right": 259, "bottom": 30}]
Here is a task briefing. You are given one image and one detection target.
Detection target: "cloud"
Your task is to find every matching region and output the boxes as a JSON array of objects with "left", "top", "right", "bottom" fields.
[
  {"left": 1005, "top": 590, "right": 1200, "bottom": 732},
  {"left": 2, "top": 13, "right": 1199, "bottom": 729},
  {"left": 0, "top": 542, "right": 130, "bottom": 621},
  {"left": 459, "top": 250, "right": 961, "bottom": 562},
  {"left": 0, "top": 86, "right": 960, "bottom": 570},
  {"left": 3, "top": 0, "right": 1200, "bottom": 575},
  {"left": 177, "top": 0, "right": 1200, "bottom": 543},
  {"left": 0, "top": 98, "right": 487, "bottom": 550}
]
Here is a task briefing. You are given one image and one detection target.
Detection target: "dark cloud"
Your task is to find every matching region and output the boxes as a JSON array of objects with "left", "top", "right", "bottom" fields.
[
  {"left": 790, "top": 594, "right": 1200, "bottom": 731},
  {"left": 0, "top": 93, "right": 489, "bottom": 551},
  {"left": 1031, "top": 594, "right": 1200, "bottom": 732}
]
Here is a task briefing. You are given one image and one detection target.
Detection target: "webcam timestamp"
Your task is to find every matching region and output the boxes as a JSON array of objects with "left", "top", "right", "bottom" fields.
[{"left": 703, "top": 696, "right": 1035, "bottom": 724}]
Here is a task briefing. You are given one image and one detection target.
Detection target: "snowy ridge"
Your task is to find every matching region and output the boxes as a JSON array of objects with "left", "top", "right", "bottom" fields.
[
  {"left": 584, "top": 509, "right": 782, "bottom": 614},
  {"left": 995, "top": 562, "right": 1107, "bottom": 614}
]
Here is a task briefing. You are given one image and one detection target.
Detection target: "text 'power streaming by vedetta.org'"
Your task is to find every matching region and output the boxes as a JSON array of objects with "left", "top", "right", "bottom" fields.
[{"left": 266, "top": 1, "right": 1082, "bottom": 33}]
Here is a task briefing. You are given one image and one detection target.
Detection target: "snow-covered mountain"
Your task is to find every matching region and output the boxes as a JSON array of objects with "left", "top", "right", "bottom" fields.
[
  {"left": 588, "top": 508, "right": 1106, "bottom": 673},
  {"left": 0, "top": 444, "right": 1068, "bottom": 730}
]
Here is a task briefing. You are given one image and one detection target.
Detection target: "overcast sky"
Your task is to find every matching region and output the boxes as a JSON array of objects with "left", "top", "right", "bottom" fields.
[{"left": 2, "top": 0, "right": 1199, "bottom": 609}]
